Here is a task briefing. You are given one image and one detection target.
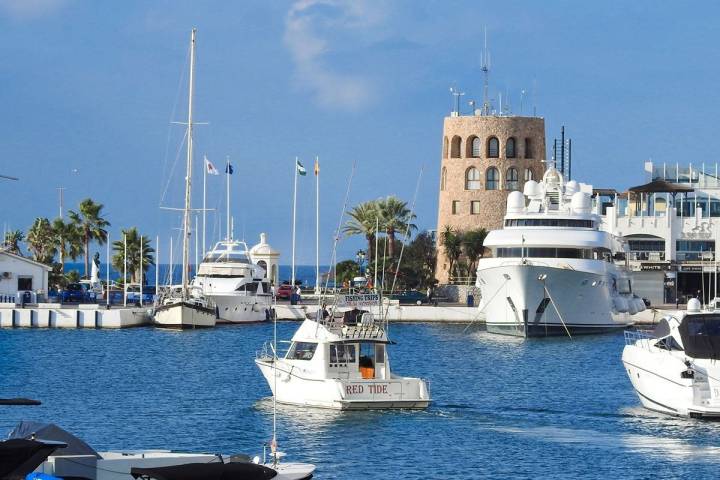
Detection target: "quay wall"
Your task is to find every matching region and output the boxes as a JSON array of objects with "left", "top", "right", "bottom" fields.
[{"left": 0, "top": 304, "right": 150, "bottom": 328}]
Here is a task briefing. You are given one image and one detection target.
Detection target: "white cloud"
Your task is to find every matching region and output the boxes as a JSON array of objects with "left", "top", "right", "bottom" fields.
[
  {"left": 284, "top": 0, "right": 382, "bottom": 110},
  {"left": 0, "top": 0, "right": 68, "bottom": 19}
]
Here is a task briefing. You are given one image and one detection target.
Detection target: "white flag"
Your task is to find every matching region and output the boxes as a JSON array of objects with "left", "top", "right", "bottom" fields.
[{"left": 205, "top": 157, "right": 219, "bottom": 175}]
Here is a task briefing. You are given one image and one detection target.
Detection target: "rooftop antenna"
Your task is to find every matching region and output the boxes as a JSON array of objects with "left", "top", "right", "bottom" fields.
[
  {"left": 449, "top": 86, "right": 465, "bottom": 116},
  {"left": 532, "top": 78, "right": 537, "bottom": 116},
  {"left": 481, "top": 27, "right": 491, "bottom": 115},
  {"left": 520, "top": 89, "right": 526, "bottom": 115}
]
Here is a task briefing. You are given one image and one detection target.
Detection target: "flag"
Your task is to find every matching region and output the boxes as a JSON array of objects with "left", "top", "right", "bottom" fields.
[
  {"left": 205, "top": 157, "right": 219, "bottom": 175},
  {"left": 225, "top": 163, "right": 234, "bottom": 175},
  {"left": 314, "top": 158, "right": 319, "bottom": 176},
  {"left": 296, "top": 159, "right": 306, "bottom": 176}
]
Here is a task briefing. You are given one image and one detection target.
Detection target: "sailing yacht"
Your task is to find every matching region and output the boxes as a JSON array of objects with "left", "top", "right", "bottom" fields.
[
  {"left": 475, "top": 167, "right": 644, "bottom": 337},
  {"left": 154, "top": 28, "right": 216, "bottom": 329}
]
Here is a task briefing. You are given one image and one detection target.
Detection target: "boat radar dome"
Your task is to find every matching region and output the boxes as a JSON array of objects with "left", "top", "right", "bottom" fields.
[
  {"left": 687, "top": 298, "right": 702, "bottom": 312},
  {"left": 523, "top": 180, "right": 541, "bottom": 198},
  {"left": 571, "top": 192, "right": 591, "bottom": 214},
  {"left": 506, "top": 191, "right": 525, "bottom": 213},
  {"left": 565, "top": 180, "right": 579, "bottom": 195}
]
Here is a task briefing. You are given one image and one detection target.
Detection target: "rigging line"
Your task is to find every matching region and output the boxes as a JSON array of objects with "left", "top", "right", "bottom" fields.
[
  {"left": 159, "top": 129, "right": 189, "bottom": 206},
  {"left": 462, "top": 277, "right": 508, "bottom": 333},
  {"left": 322, "top": 161, "right": 356, "bottom": 301},
  {"left": 543, "top": 282, "right": 573, "bottom": 340}
]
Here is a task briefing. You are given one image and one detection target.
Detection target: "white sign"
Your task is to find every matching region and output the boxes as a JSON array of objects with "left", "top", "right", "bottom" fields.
[{"left": 337, "top": 293, "right": 379, "bottom": 307}]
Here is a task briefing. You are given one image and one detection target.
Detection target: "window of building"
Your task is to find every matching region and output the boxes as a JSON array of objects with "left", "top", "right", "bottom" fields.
[
  {"left": 524, "top": 138, "right": 533, "bottom": 158},
  {"left": 486, "top": 167, "right": 499, "bottom": 190},
  {"left": 471, "top": 136, "right": 481, "bottom": 157},
  {"left": 465, "top": 167, "right": 481, "bottom": 190},
  {"left": 441, "top": 167, "right": 447, "bottom": 191},
  {"left": 524, "top": 168, "right": 534, "bottom": 181},
  {"left": 505, "top": 167, "right": 519, "bottom": 191},
  {"left": 471, "top": 201, "right": 481, "bottom": 214},
  {"left": 17, "top": 277, "right": 32, "bottom": 291},
  {"left": 452, "top": 200, "right": 460, "bottom": 214},
  {"left": 506, "top": 137, "right": 516, "bottom": 158},
  {"left": 287, "top": 341, "right": 317, "bottom": 360},
  {"left": 676, "top": 240, "right": 715, "bottom": 261},
  {"left": 443, "top": 137, "right": 448, "bottom": 159},
  {"left": 450, "top": 136, "right": 462, "bottom": 158},
  {"left": 487, "top": 137, "right": 499, "bottom": 158}
]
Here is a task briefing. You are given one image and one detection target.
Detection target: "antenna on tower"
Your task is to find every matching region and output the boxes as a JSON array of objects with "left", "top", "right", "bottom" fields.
[
  {"left": 449, "top": 86, "right": 465, "bottom": 116},
  {"left": 520, "top": 89, "right": 526, "bottom": 115},
  {"left": 480, "top": 27, "right": 491, "bottom": 116}
]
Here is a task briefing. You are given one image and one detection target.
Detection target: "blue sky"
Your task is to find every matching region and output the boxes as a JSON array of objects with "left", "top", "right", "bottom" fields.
[{"left": 1, "top": 1, "right": 718, "bottom": 266}]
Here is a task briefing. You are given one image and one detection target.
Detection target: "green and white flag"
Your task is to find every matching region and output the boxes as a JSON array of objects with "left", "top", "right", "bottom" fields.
[{"left": 296, "top": 159, "right": 307, "bottom": 176}]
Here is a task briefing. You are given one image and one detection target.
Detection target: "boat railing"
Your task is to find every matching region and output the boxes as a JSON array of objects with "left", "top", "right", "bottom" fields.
[
  {"left": 624, "top": 329, "right": 656, "bottom": 348},
  {"left": 256, "top": 340, "right": 276, "bottom": 361}
]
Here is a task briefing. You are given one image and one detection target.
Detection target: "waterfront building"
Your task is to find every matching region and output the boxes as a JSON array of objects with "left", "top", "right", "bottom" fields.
[
  {"left": 249, "top": 232, "right": 280, "bottom": 285},
  {"left": 435, "top": 110, "right": 546, "bottom": 282},
  {"left": 599, "top": 161, "right": 720, "bottom": 305},
  {"left": 0, "top": 250, "right": 51, "bottom": 303}
]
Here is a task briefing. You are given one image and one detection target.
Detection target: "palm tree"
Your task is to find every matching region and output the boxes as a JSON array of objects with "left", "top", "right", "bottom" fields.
[
  {"left": 3, "top": 229, "right": 24, "bottom": 255},
  {"left": 26, "top": 217, "right": 57, "bottom": 264},
  {"left": 68, "top": 198, "right": 110, "bottom": 277},
  {"left": 440, "top": 225, "right": 462, "bottom": 282},
  {"left": 343, "top": 200, "right": 380, "bottom": 260},
  {"left": 462, "top": 228, "right": 488, "bottom": 277},
  {"left": 112, "top": 227, "right": 155, "bottom": 284},
  {"left": 51, "top": 218, "right": 82, "bottom": 275},
  {"left": 377, "top": 196, "right": 416, "bottom": 258}
]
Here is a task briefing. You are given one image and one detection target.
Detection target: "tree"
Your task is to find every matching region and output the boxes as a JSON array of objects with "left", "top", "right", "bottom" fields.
[
  {"left": 343, "top": 200, "right": 380, "bottom": 259},
  {"left": 68, "top": 198, "right": 110, "bottom": 278},
  {"left": 26, "top": 217, "right": 57, "bottom": 264},
  {"left": 3, "top": 230, "right": 24, "bottom": 255},
  {"left": 377, "top": 196, "right": 416, "bottom": 258},
  {"left": 440, "top": 226, "right": 462, "bottom": 282},
  {"left": 462, "top": 228, "right": 488, "bottom": 277},
  {"left": 112, "top": 227, "right": 155, "bottom": 284},
  {"left": 52, "top": 218, "right": 82, "bottom": 275},
  {"left": 335, "top": 259, "right": 360, "bottom": 287},
  {"left": 397, "top": 231, "right": 437, "bottom": 289}
]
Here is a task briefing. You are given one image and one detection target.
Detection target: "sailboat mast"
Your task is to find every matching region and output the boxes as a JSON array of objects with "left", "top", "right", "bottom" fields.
[{"left": 182, "top": 28, "right": 197, "bottom": 298}]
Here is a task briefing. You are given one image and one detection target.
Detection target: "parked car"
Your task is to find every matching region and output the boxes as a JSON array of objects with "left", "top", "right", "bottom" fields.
[
  {"left": 61, "top": 283, "right": 96, "bottom": 303},
  {"left": 388, "top": 290, "right": 428, "bottom": 305},
  {"left": 276, "top": 284, "right": 294, "bottom": 300}
]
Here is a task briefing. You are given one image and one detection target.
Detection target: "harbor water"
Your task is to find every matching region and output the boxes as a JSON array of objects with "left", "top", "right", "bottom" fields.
[{"left": 2, "top": 324, "right": 719, "bottom": 478}]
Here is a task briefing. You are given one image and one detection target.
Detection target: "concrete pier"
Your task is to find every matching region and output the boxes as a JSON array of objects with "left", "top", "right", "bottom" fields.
[
  {"left": 0, "top": 303, "right": 151, "bottom": 328},
  {"left": 274, "top": 303, "right": 483, "bottom": 323}
]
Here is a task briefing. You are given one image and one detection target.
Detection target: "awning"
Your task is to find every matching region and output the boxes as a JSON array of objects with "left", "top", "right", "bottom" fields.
[{"left": 628, "top": 180, "right": 694, "bottom": 193}]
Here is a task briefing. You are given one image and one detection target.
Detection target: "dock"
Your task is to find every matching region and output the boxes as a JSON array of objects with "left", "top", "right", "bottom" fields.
[
  {"left": 275, "top": 303, "right": 483, "bottom": 323},
  {"left": 0, "top": 303, "right": 151, "bottom": 328}
]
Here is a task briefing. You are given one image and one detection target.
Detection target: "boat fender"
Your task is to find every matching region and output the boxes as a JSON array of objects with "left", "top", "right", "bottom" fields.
[{"left": 627, "top": 299, "right": 639, "bottom": 315}]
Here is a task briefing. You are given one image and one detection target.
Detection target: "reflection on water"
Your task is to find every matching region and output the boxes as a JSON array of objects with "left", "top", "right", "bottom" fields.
[{"left": 2, "top": 323, "right": 720, "bottom": 478}]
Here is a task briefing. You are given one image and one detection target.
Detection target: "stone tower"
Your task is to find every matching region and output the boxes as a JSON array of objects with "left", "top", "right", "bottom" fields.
[{"left": 435, "top": 114, "right": 546, "bottom": 283}]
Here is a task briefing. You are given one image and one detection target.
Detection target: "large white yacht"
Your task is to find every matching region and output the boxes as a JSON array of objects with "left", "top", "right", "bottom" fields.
[
  {"left": 192, "top": 240, "right": 273, "bottom": 323},
  {"left": 475, "top": 167, "right": 644, "bottom": 337},
  {"left": 255, "top": 295, "right": 431, "bottom": 410},
  {"left": 622, "top": 299, "right": 720, "bottom": 418}
]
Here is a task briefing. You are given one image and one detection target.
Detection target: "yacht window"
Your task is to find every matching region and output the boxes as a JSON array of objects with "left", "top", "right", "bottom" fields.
[
  {"left": 260, "top": 282, "right": 270, "bottom": 293},
  {"left": 202, "top": 252, "right": 250, "bottom": 263},
  {"left": 375, "top": 344, "right": 385, "bottom": 364},
  {"left": 654, "top": 336, "right": 683, "bottom": 351},
  {"left": 287, "top": 342, "right": 317, "bottom": 360},
  {"left": 236, "top": 282, "right": 258, "bottom": 293},
  {"left": 679, "top": 315, "right": 720, "bottom": 359},
  {"left": 504, "top": 219, "right": 594, "bottom": 228},
  {"left": 359, "top": 343, "right": 375, "bottom": 368},
  {"left": 496, "top": 247, "right": 594, "bottom": 259},
  {"left": 329, "top": 344, "right": 356, "bottom": 364},
  {"left": 617, "top": 278, "right": 632, "bottom": 294}
]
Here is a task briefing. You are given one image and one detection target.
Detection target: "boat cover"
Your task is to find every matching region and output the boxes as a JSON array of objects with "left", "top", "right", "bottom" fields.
[
  {"left": 0, "top": 438, "right": 66, "bottom": 479},
  {"left": 7, "top": 421, "right": 101, "bottom": 458},
  {"left": 678, "top": 314, "right": 720, "bottom": 360},
  {"left": 652, "top": 318, "right": 672, "bottom": 339},
  {"left": 130, "top": 462, "right": 277, "bottom": 480}
]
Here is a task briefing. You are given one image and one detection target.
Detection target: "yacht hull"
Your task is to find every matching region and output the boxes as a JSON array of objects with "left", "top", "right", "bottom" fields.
[
  {"left": 255, "top": 359, "right": 430, "bottom": 410},
  {"left": 210, "top": 293, "right": 272, "bottom": 323},
  {"left": 153, "top": 301, "right": 216, "bottom": 329},
  {"left": 477, "top": 263, "right": 633, "bottom": 337}
]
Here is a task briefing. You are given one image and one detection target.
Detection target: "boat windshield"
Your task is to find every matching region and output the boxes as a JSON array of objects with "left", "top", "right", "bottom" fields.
[
  {"left": 678, "top": 314, "right": 720, "bottom": 359},
  {"left": 287, "top": 341, "right": 317, "bottom": 360},
  {"left": 202, "top": 242, "right": 250, "bottom": 264}
]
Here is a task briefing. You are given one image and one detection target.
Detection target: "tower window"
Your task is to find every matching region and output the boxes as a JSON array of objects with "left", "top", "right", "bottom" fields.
[
  {"left": 441, "top": 167, "right": 447, "bottom": 191},
  {"left": 524, "top": 168, "right": 534, "bottom": 181},
  {"left": 470, "top": 136, "right": 481, "bottom": 158},
  {"left": 443, "top": 137, "right": 449, "bottom": 159},
  {"left": 506, "top": 167, "right": 519, "bottom": 191},
  {"left": 524, "top": 138, "right": 533, "bottom": 158},
  {"left": 487, "top": 137, "right": 499, "bottom": 158},
  {"left": 471, "top": 201, "right": 481, "bottom": 214},
  {"left": 452, "top": 200, "right": 460, "bottom": 214},
  {"left": 465, "top": 167, "right": 481, "bottom": 190},
  {"left": 506, "top": 137, "right": 516, "bottom": 158},
  {"left": 451, "top": 136, "right": 462, "bottom": 158},
  {"left": 486, "top": 167, "right": 499, "bottom": 190}
]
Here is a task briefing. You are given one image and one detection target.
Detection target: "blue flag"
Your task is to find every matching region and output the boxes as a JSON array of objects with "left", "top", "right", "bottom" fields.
[{"left": 225, "top": 163, "right": 234, "bottom": 174}]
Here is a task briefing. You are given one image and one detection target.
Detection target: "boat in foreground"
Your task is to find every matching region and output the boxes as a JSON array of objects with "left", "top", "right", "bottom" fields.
[
  {"left": 476, "top": 167, "right": 644, "bottom": 337},
  {"left": 622, "top": 298, "right": 720, "bottom": 418},
  {"left": 256, "top": 295, "right": 431, "bottom": 410}
]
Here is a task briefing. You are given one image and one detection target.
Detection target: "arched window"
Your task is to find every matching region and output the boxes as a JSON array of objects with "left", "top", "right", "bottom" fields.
[
  {"left": 450, "top": 136, "right": 462, "bottom": 158},
  {"left": 524, "top": 168, "right": 534, "bottom": 181},
  {"left": 487, "top": 137, "right": 499, "bottom": 158},
  {"left": 506, "top": 137, "right": 516, "bottom": 158},
  {"left": 524, "top": 138, "right": 533, "bottom": 158},
  {"left": 506, "top": 167, "right": 519, "bottom": 191},
  {"left": 467, "top": 136, "right": 481, "bottom": 158},
  {"left": 443, "top": 137, "right": 449, "bottom": 159},
  {"left": 441, "top": 167, "right": 447, "bottom": 191},
  {"left": 465, "top": 167, "right": 481, "bottom": 190},
  {"left": 486, "top": 167, "right": 499, "bottom": 190}
]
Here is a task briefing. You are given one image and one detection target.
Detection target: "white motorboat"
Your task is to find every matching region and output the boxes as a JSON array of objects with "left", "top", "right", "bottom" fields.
[
  {"left": 192, "top": 240, "right": 273, "bottom": 323},
  {"left": 475, "top": 167, "right": 644, "bottom": 337},
  {"left": 622, "top": 298, "right": 720, "bottom": 418},
  {"left": 255, "top": 294, "right": 431, "bottom": 410},
  {"left": 154, "top": 28, "right": 215, "bottom": 329}
]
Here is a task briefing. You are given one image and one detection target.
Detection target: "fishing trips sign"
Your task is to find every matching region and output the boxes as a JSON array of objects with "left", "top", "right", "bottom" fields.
[{"left": 337, "top": 293, "right": 380, "bottom": 307}]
